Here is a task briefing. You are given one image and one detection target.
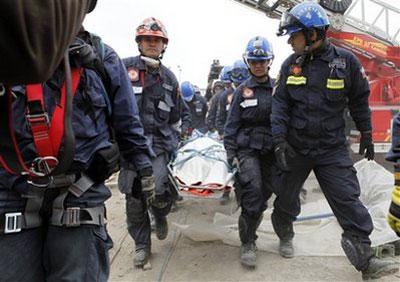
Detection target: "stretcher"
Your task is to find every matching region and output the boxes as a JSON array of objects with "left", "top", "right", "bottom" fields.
[{"left": 168, "top": 131, "right": 236, "bottom": 199}]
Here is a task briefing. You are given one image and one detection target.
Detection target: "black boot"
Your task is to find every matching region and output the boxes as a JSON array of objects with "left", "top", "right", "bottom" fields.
[
  {"left": 271, "top": 212, "right": 294, "bottom": 258},
  {"left": 240, "top": 242, "right": 257, "bottom": 267},
  {"left": 279, "top": 238, "right": 294, "bottom": 258},
  {"left": 134, "top": 245, "right": 151, "bottom": 267},
  {"left": 238, "top": 214, "right": 261, "bottom": 268},
  {"left": 361, "top": 256, "right": 399, "bottom": 280},
  {"left": 154, "top": 215, "right": 168, "bottom": 240}
]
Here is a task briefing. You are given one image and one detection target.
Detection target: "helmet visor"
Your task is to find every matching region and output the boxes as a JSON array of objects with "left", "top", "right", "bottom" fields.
[{"left": 277, "top": 12, "right": 303, "bottom": 36}]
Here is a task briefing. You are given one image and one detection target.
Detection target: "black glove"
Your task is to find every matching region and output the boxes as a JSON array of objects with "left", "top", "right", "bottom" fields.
[
  {"left": 139, "top": 167, "right": 155, "bottom": 206},
  {"left": 359, "top": 131, "right": 374, "bottom": 160},
  {"left": 274, "top": 140, "right": 296, "bottom": 172},
  {"left": 226, "top": 152, "right": 239, "bottom": 171}
]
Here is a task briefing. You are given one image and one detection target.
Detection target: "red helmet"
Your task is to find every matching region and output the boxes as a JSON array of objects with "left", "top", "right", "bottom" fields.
[{"left": 135, "top": 17, "right": 168, "bottom": 44}]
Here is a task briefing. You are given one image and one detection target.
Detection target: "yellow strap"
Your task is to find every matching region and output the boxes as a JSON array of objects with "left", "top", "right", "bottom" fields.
[
  {"left": 326, "top": 78, "right": 345, "bottom": 89},
  {"left": 392, "top": 186, "right": 400, "bottom": 205},
  {"left": 286, "top": 75, "right": 307, "bottom": 85}
]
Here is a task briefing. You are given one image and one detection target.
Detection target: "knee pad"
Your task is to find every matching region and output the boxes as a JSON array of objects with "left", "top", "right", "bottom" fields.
[
  {"left": 388, "top": 185, "right": 400, "bottom": 237},
  {"left": 341, "top": 235, "right": 373, "bottom": 271},
  {"left": 126, "top": 195, "right": 146, "bottom": 223}
]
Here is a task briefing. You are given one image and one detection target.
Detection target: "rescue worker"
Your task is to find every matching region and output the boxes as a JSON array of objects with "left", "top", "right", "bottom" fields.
[
  {"left": 224, "top": 36, "right": 275, "bottom": 267},
  {"left": 206, "top": 73, "right": 229, "bottom": 132},
  {"left": 0, "top": 26, "right": 154, "bottom": 281},
  {"left": 181, "top": 81, "right": 209, "bottom": 134},
  {"left": 216, "top": 60, "right": 249, "bottom": 138},
  {"left": 387, "top": 113, "right": 400, "bottom": 237},
  {"left": 121, "top": 17, "right": 190, "bottom": 267},
  {"left": 271, "top": 2, "right": 399, "bottom": 279},
  {"left": 217, "top": 60, "right": 249, "bottom": 204}
]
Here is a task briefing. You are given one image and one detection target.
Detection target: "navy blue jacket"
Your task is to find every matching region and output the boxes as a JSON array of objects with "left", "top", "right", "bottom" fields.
[
  {"left": 224, "top": 76, "right": 274, "bottom": 156},
  {"left": 186, "top": 93, "right": 208, "bottom": 133},
  {"left": 387, "top": 113, "right": 400, "bottom": 162},
  {"left": 272, "top": 42, "right": 371, "bottom": 155},
  {"left": 1, "top": 44, "right": 153, "bottom": 191},
  {"left": 206, "top": 90, "right": 224, "bottom": 132},
  {"left": 216, "top": 87, "right": 235, "bottom": 135},
  {"left": 123, "top": 56, "right": 190, "bottom": 155}
]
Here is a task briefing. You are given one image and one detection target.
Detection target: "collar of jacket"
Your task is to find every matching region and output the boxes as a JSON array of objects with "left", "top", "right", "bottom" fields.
[
  {"left": 245, "top": 75, "right": 273, "bottom": 89},
  {"left": 311, "top": 40, "right": 336, "bottom": 62}
]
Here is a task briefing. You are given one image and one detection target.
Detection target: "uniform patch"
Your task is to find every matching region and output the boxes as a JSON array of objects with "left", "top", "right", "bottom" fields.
[
  {"left": 326, "top": 78, "right": 345, "bottom": 90},
  {"left": 127, "top": 68, "right": 139, "bottom": 82},
  {"left": 132, "top": 86, "right": 143, "bottom": 94},
  {"left": 162, "top": 83, "right": 174, "bottom": 92},
  {"left": 290, "top": 64, "right": 302, "bottom": 76},
  {"left": 240, "top": 99, "right": 258, "bottom": 108},
  {"left": 329, "top": 58, "right": 346, "bottom": 69},
  {"left": 227, "top": 93, "right": 233, "bottom": 104},
  {"left": 286, "top": 75, "right": 307, "bottom": 85},
  {"left": 242, "top": 87, "right": 254, "bottom": 98}
]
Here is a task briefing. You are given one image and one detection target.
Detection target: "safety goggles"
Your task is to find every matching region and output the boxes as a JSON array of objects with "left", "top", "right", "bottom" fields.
[
  {"left": 137, "top": 22, "right": 166, "bottom": 33},
  {"left": 231, "top": 69, "right": 249, "bottom": 81}
]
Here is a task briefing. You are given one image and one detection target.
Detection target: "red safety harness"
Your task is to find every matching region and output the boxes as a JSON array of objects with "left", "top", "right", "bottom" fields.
[{"left": 0, "top": 68, "right": 81, "bottom": 178}]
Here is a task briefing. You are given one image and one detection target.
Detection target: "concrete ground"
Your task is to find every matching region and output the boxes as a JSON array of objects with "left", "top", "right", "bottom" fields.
[{"left": 105, "top": 174, "right": 400, "bottom": 282}]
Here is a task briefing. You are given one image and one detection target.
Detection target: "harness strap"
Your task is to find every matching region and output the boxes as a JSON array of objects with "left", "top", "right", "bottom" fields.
[
  {"left": 0, "top": 192, "right": 44, "bottom": 234},
  {"left": 25, "top": 68, "right": 81, "bottom": 174},
  {"left": 50, "top": 176, "right": 104, "bottom": 227}
]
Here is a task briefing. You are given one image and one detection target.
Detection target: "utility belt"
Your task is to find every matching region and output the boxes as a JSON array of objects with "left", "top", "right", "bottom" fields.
[
  {"left": 1, "top": 172, "right": 108, "bottom": 235},
  {"left": 0, "top": 145, "right": 119, "bottom": 235}
]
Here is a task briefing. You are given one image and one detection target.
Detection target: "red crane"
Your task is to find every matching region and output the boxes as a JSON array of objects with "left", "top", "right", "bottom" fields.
[{"left": 232, "top": 0, "right": 400, "bottom": 152}]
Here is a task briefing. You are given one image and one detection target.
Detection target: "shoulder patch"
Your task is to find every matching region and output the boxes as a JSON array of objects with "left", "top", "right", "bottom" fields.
[{"left": 329, "top": 58, "right": 346, "bottom": 69}]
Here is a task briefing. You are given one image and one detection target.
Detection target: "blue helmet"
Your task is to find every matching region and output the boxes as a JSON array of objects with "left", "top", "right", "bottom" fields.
[
  {"left": 230, "top": 60, "right": 249, "bottom": 84},
  {"left": 278, "top": 2, "right": 330, "bottom": 36},
  {"left": 219, "top": 65, "right": 233, "bottom": 83},
  {"left": 181, "top": 81, "right": 195, "bottom": 102},
  {"left": 243, "top": 36, "right": 274, "bottom": 61}
]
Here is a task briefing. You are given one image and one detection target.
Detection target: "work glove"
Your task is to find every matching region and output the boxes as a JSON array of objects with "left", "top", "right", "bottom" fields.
[
  {"left": 226, "top": 152, "right": 239, "bottom": 172},
  {"left": 388, "top": 162, "right": 400, "bottom": 236},
  {"left": 274, "top": 140, "right": 296, "bottom": 172},
  {"left": 139, "top": 167, "right": 155, "bottom": 206},
  {"left": 359, "top": 131, "right": 374, "bottom": 160}
]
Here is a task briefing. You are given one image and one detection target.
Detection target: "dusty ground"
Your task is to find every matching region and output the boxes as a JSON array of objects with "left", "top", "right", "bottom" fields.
[{"left": 105, "top": 174, "right": 400, "bottom": 282}]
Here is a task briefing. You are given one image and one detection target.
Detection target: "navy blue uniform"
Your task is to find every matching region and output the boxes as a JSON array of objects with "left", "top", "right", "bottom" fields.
[
  {"left": 224, "top": 76, "right": 276, "bottom": 243},
  {"left": 271, "top": 42, "right": 374, "bottom": 268},
  {"left": 206, "top": 90, "right": 224, "bottom": 132},
  {"left": 387, "top": 113, "right": 400, "bottom": 162},
  {"left": 0, "top": 43, "right": 152, "bottom": 281},
  {"left": 186, "top": 93, "right": 208, "bottom": 134},
  {"left": 216, "top": 87, "right": 235, "bottom": 136},
  {"left": 122, "top": 56, "right": 189, "bottom": 250}
]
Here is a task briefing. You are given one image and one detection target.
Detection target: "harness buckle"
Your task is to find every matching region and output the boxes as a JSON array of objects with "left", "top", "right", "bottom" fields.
[
  {"left": 26, "top": 113, "right": 49, "bottom": 129},
  {"left": 29, "top": 156, "right": 59, "bottom": 178},
  {"left": 4, "top": 212, "right": 22, "bottom": 234},
  {"left": 65, "top": 207, "right": 81, "bottom": 227}
]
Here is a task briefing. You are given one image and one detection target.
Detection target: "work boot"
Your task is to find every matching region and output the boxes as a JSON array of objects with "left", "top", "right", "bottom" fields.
[
  {"left": 154, "top": 216, "right": 168, "bottom": 240},
  {"left": 361, "top": 256, "right": 399, "bottom": 280},
  {"left": 240, "top": 242, "right": 257, "bottom": 268},
  {"left": 279, "top": 238, "right": 294, "bottom": 258},
  {"left": 134, "top": 246, "right": 151, "bottom": 267},
  {"left": 219, "top": 191, "right": 230, "bottom": 205}
]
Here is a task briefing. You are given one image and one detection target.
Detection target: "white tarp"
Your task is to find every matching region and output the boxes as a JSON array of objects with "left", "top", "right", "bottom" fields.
[
  {"left": 172, "top": 135, "right": 234, "bottom": 188},
  {"left": 175, "top": 159, "right": 399, "bottom": 256}
]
